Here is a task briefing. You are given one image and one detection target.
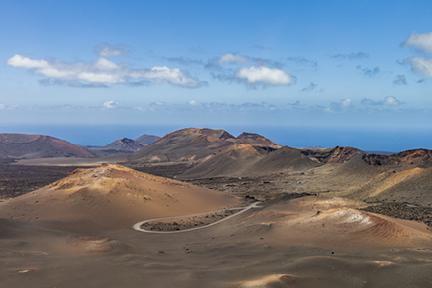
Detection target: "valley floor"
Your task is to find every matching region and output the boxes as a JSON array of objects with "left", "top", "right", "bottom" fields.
[
  {"left": 1, "top": 195, "right": 432, "bottom": 288},
  {"left": 1, "top": 161, "right": 432, "bottom": 287}
]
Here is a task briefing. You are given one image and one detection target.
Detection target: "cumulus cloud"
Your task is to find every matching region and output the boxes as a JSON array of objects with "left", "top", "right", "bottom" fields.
[
  {"left": 188, "top": 100, "right": 199, "bottom": 106},
  {"left": 7, "top": 54, "right": 49, "bottom": 69},
  {"left": 98, "top": 45, "right": 126, "bottom": 57},
  {"left": 327, "top": 98, "right": 352, "bottom": 112},
  {"left": 129, "top": 66, "right": 203, "bottom": 87},
  {"left": 408, "top": 57, "right": 432, "bottom": 77},
  {"left": 404, "top": 32, "right": 432, "bottom": 53},
  {"left": 384, "top": 96, "right": 402, "bottom": 106},
  {"left": 207, "top": 53, "right": 293, "bottom": 87},
  {"left": 356, "top": 65, "right": 380, "bottom": 77},
  {"left": 331, "top": 52, "right": 369, "bottom": 60},
  {"left": 213, "top": 53, "right": 284, "bottom": 68},
  {"left": 219, "top": 53, "right": 248, "bottom": 64},
  {"left": 236, "top": 66, "right": 294, "bottom": 86},
  {"left": 339, "top": 98, "right": 352, "bottom": 108},
  {"left": 361, "top": 96, "right": 401, "bottom": 107},
  {"left": 102, "top": 100, "right": 118, "bottom": 109},
  {"left": 393, "top": 74, "right": 407, "bottom": 85},
  {"left": 7, "top": 54, "right": 203, "bottom": 88}
]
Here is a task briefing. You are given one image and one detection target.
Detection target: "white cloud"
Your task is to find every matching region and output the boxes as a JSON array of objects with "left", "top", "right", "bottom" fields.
[
  {"left": 327, "top": 98, "right": 352, "bottom": 112},
  {"left": 219, "top": 53, "right": 248, "bottom": 64},
  {"left": 189, "top": 100, "right": 199, "bottom": 106},
  {"left": 130, "top": 66, "right": 201, "bottom": 87},
  {"left": 7, "top": 54, "right": 202, "bottom": 88},
  {"left": 340, "top": 98, "right": 352, "bottom": 108},
  {"left": 409, "top": 57, "right": 432, "bottom": 77},
  {"left": 7, "top": 54, "right": 49, "bottom": 69},
  {"left": 102, "top": 100, "right": 118, "bottom": 109},
  {"left": 384, "top": 96, "right": 401, "bottom": 106},
  {"left": 95, "top": 58, "right": 119, "bottom": 70},
  {"left": 405, "top": 32, "right": 432, "bottom": 53},
  {"left": 98, "top": 46, "right": 125, "bottom": 57},
  {"left": 361, "top": 96, "right": 401, "bottom": 107},
  {"left": 236, "top": 66, "right": 294, "bottom": 86}
]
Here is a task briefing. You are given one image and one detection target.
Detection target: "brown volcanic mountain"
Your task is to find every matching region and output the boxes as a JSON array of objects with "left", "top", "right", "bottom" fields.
[
  {"left": 129, "top": 129, "right": 374, "bottom": 178},
  {"left": 101, "top": 137, "right": 143, "bottom": 152},
  {"left": 135, "top": 134, "right": 161, "bottom": 145},
  {"left": 0, "top": 133, "right": 93, "bottom": 159},
  {"left": 88, "top": 134, "right": 160, "bottom": 156},
  {"left": 301, "top": 146, "right": 432, "bottom": 167},
  {"left": 130, "top": 128, "right": 246, "bottom": 163},
  {"left": 364, "top": 149, "right": 432, "bottom": 167},
  {"left": 181, "top": 143, "right": 268, "bottom": 178},
  {"left": 302, "top": 146, "right": 363, "bottom": 163},
  {"left": 182, "top": 146, "right": 319, "bottom": 178},
  {"left": 251, "top": 146, "right": 320, "bottom": 172},
  {"left": 236, "top": 132, "right": 281, "bottom": 148},
  {"left": 127, "top": 128, "right": 432, "bottom": 189},
  {"left": 129, "top": 128, "right": 308, "bottom": 177}
]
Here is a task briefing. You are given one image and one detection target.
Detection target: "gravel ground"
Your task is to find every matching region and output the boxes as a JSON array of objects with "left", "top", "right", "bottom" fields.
[{"left": 363, "top": 202, "right": 432, "bottom": 228}]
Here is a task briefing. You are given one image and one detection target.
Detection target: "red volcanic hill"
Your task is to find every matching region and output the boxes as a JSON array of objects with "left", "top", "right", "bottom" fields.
[{"left": 0, "top": 133, "right": 94, "bottom": 159}]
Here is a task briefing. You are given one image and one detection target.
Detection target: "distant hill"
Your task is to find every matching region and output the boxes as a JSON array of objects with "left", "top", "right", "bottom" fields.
[
  {"left": 129, "top": 128, "right": 280, "bottom": 164},
  {"left": 103, "top": 138, "right": 143, "bottom": 152},
  {"left": 363, "top": 149, "right": 432, "bottom": 167},
  {"left": 301, "top": 146, "right": 432, "bottom": 167},
  {"left": 88, "top": 134, "right": 160, "bottom": 156},
  {"left": 301, "top": 146, "right": 363, "bottom": 163},
  {"left": 236, "top": 132, "right": 281, "bottom": 148},
  {"left": 135, "top": 134, "right": 161, "bottom": 145},
  {"left": 0, "top": 133, "right": 94, "bottom": 159},
  {"left": 130, "top": 128, "right": 237, "bottom": 163},
  {"left": 128, "top": 128, "right": 324, "bottom": 178}
]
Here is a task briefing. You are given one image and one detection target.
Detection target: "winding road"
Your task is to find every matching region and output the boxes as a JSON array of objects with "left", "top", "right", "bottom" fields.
[{"left": 132, "top": 202, "right": 262, "bottom": 233}]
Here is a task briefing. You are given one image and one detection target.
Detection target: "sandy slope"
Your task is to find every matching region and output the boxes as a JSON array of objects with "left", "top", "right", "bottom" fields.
[
  {"left": 0, "top": 164, "right": 239, "bottom": 230},
  {"left": 226, "top": 196, "right": 432, "bottom": 249}
]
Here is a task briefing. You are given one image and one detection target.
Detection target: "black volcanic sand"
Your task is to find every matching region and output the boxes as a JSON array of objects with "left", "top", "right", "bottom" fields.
[
  {"left": 363, "top": 202, "right": 432, "bottom": 228},
  {"left": 1, "top": 205, "right": 432, "bottom": 288},
  {"left": 141, "top": 208, "right": 239, "bottom": 232},
  {"left": 0, "top": 164, "right": 77, "bottom": 198}
]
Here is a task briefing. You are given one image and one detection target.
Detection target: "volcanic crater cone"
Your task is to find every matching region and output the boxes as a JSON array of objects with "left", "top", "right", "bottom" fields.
[{"left": 0, "top": 164, "right": 238, "bottom": 229}]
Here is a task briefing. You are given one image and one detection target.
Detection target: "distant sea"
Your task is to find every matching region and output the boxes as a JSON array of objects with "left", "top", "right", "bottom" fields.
[{"left": 1, "top": 125, "right": 431, "bottom": 153}]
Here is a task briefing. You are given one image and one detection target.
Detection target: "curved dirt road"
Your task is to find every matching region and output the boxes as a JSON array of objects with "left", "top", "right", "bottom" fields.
[{"left": 133, "top": 202, "right": 262, "bottom": 233}]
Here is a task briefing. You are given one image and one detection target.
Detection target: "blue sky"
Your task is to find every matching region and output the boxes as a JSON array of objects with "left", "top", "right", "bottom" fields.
[{"left": 0, "top": 0, "right": 432, "bottom": 138}]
